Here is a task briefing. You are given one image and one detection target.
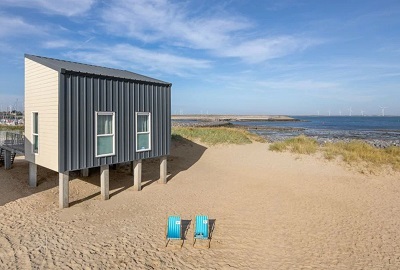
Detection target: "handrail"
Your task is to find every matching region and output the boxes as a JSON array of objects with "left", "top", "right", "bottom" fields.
[{"left": 0, "top": 131, "right": 25, "bottom": 154}]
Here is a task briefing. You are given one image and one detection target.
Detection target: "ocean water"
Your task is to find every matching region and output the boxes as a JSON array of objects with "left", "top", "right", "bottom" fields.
[{"left": 233, "top": 116, "right": 400, "bottom": 142}]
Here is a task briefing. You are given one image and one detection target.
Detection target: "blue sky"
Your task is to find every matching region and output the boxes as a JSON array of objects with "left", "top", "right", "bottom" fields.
[{"left": 0, "top": 0, "right": 399, "bottom": 116}]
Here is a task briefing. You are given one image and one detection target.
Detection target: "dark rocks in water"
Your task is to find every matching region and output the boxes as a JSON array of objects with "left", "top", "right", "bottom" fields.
[
  {"left": 172, "top": 115, "right": 300, "bottom": 122},
  {"left": 235, "top": 125, "right": 305, "bottom": 132},
  {"left": 172, "top": 120, "right": 400, "bottom": 149},
  {"left": 172, "top": 121, "right": 231, "bottom": 128},
  {"left": 265, "top": 135, "right": 399, "bottom": 149},
  {"left": 317, "top": 138, "right": 399, "bottom": 148}
]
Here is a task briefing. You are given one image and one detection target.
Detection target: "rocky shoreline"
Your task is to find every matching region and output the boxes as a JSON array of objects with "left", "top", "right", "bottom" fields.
[
  {"left": 172, "top": 114, "right": 299, "bottom": 122},
  {"left": 172, "top": 121, "right": 400, "bottom": 149},
  {"left": 172, "top": 120, "right": 231, "bottom": 128},
  {"left": 265, "top": 135, "right": 400, "bottom": 148},
  {"left": 246, "top": 127, "right": 400, "bottom": 148}
]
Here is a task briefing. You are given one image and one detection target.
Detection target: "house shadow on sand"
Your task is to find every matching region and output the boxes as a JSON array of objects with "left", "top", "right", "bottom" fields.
[{"left": 0, "top": 136, "right": 207, "bottom": 207}]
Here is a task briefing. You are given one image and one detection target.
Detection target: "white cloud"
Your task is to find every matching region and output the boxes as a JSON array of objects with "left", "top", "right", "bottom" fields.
[
  {"left": 100, "top": 0, "right": 314, "bottom": 63},
  {"left": 0, "top": 0, "right": 95, "bottom": 16},
  {"left": 219, "top": 36, "right": 317, "bottom": 63},
  {"left": 0, "top": 15, "right": 43, "bottom": 37},
  {"left": 65, "top": 44, "right": 211, "bottom": 76},
  {"left": 101, "top": 0, "right": 250, "bottom": 47},
  {"left": 256, "top": 79, "right": 339, "bottom": 90},
  {"left": 42, "top": 37, "right": 95, "bottom": 49},
  {"left": 42, "top": 40, "right": 74, "bottom": 49},
  {"left": 203, "top": 70, "right": 340, "bottom": 97}
]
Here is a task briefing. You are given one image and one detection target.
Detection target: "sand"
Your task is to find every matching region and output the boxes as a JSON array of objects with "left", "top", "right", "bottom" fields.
[{"left": 1, "top": 139, "right": 400, "bottom": 269}]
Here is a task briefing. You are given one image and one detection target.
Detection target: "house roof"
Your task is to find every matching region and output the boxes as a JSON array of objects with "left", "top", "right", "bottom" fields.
[{"left": 25, "top": 54, "right": 171, "bottom": 85}]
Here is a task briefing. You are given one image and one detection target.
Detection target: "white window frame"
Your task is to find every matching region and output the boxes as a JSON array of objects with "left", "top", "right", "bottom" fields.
[
  {"left": 136, "top": 112, "right": 151, "bottom": 152},
  {"left": 32, "top": 112, "right": 39, "bottom": 154},
  {"left": 95, "top": 111, "right": 116, "bottom": 157}
]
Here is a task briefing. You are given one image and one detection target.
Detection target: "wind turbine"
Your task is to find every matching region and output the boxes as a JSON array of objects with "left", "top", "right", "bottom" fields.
[
  {"left": 380, "top": 106, "right": 388, "bottom": 116},
  {"left": 339, "top": 110, "right": 342, "bottom": 116},
  {"left": 348, "top": 107, "right": 352, "bottom": 116},
  {"left": 361, "top": 110, "right": 364, "bottom": 116},
  {"left": 328, "top": 110, "right": 331, "bottom": 116}
]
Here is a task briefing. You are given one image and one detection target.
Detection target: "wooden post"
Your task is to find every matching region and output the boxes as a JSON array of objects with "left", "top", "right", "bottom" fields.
[
  {"left": 159, "top": 156, "right": 167, "bottom": 184},
  {"left": 4, "top": 150, "right": 12, "bottom": 169},
  {"left": 29, "top": 163, "right": 37, "bottom": 187},
  {"left": 133, "top": 160, "right": 142, "bottom": 191},
  {"left": 59, "top": 171, "right": 69, "bottom": 209},
  {"left": 100, "top": 165, "right": 109, "bottom": 200},
  {"left": 81, "top": 168, "right": 89, "bottom": 177}
]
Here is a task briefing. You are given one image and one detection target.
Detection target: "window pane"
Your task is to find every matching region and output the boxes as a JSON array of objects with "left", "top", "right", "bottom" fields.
[
  {"left": 137, "top": 133, "right": 149, "bottom": 150},
  {"left": 97, "top": 114, "right": 113, "bottom": 135},
  {"left": 33, "top": 113, "right": 38, "bottom": 133},
  {"left": 97, "top": 135, "right": 113, "bottom": 155},
  {"left": 137, "top": 115, "right": 149, "bottom": 132},
  {"left": 33, "top": 135, "right": 38, "bottom": 153}
]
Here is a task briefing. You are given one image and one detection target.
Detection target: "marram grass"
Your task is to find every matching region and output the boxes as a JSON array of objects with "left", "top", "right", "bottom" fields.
[
  {"left": 270, "top": 136, "right": 400, "bottom": 172},
  {"left": 171, "top": 126, "right": 265, "bottom": 145},
  {"left": 0, "top": 125, "right": 24, "bottom": 132},
  {"left": 269, "top": 135, "right": 318, "bottom": 154},
  {"left": 323, "top": 141, "right": 400, "bottom": 171}
]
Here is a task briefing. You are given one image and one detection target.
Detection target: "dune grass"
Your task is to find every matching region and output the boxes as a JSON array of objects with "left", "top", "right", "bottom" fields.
[
  {"left": 0, "top": 125, "right": 24, "bottom": 132},
  {"left": 172, "top": 126, "right": 265, "bottom": 145},
  {"left": 269, "top": 136, "right": 400, "bottom": 172},
  {"left": 323, "top": 141, "right": 400, "bottom": 171},
  {"left": 269, "top": 135, "right": 318, "bottom": 154}
]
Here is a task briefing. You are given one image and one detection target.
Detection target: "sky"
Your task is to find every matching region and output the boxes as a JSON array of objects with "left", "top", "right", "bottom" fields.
[{"left": 0, "top": 0, "right": 399, "bottom": 116}]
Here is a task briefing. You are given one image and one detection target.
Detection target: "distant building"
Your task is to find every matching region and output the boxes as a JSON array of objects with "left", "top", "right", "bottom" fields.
[{"left": 24, "top": 54, "right": 171, "bottom": 208}]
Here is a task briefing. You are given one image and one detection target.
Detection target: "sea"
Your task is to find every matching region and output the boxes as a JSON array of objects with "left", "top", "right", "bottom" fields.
[{"left": 233, "top": 116, "right": 400, "bottom": 145}]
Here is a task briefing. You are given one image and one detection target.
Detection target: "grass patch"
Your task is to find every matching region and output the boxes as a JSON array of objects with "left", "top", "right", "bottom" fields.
[
  {"left": 270, "top": 135, "right": 400, "bottom": 172},
  {"left": 171, "top": 126, "right": 265, "bottom": 145},
  {"left": 269, "top": 135, "right": 318, "bottom": 154},
  {"left": 323, "top": 140, "right": 400, "bottom": 171},
  {"left": 0, "top": 125, "right": 24, "bottom": 132}
]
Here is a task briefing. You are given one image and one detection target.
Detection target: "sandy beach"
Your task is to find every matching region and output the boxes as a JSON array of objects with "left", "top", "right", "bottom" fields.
[{"left": 1, "top": 139, "right": 400, "bottom": 269}]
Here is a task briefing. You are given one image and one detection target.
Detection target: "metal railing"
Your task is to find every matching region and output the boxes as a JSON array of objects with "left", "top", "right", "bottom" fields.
[{"left": 0, "top": 131, "right": 25, "bottom": 154}]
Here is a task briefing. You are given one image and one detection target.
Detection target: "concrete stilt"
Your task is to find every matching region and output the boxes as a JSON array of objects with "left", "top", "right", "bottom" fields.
[
  {"left": 59, "top": 171, "right": 69, "bottom": 209},
  {"left": 133, "top": 160, "right": 142, "bottom": 191},
  {"left": 4, "top": 150, "right": 12, "bottom": 170},
  {"left": 100, "top": 165, "right": 109, "bottom": 200},
  {"left": 81, "top": 168, "right": 89, "bottom": 177},
  {"left": 29, "top": 163, "right": 37, "bottom": 187},
  {"left": 159, "top": 156, "right": 167, "bottom": 184}
]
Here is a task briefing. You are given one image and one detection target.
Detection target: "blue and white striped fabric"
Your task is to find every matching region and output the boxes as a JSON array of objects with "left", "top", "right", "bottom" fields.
[
  {"left": 194, "top": 215, "right": 209, "bottom": 239},
  {"left": 167, "top": 216, "right": 181, "bottom": 240}
]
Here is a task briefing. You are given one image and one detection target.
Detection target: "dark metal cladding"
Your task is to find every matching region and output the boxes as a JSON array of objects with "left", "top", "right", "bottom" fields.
[{"left": 59, "top": 72, "right": 171, "bottom": 172}]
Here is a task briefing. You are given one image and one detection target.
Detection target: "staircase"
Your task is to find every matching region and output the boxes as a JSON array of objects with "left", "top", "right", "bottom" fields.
[{"left": 0, "top": 148, "right": 16, "bottom": 166}]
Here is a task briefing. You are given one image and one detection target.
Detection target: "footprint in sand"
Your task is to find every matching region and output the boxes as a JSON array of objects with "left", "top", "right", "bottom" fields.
[{"left": 0, "top": 232, "right": 32, "bottom": 269}]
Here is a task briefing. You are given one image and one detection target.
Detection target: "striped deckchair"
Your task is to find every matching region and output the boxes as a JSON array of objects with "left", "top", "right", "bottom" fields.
[
  {"left": 193, "top": 215, "right": 211, "bottom": 248},
  {"left": 165, "top": 215, "right": 183, "bottom": 247}
]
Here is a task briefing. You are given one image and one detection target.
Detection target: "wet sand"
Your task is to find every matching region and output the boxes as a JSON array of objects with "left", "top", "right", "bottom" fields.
[{"left": 1, "top": 140, "right": 400, "bottom": 269}]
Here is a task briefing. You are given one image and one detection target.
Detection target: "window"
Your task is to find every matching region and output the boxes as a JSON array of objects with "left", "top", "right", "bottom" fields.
[
  {"left": 96, "top": 112, "right": 115, "bottom": 157},
  {"left": 32, "top": 112, "right": 38, "bottom": 154},
  {"left": 136, "top": 112, "right": 151, "bottom": 152}
]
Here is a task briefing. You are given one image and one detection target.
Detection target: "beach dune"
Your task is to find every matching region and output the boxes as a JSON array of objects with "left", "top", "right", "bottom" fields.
[{"left": 1, "top": 140, "right": 400, "bottom": 269}]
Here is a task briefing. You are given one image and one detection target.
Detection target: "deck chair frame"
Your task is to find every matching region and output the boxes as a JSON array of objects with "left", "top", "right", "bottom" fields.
[
  {"left": 193, "top": 215, "right": 211, "bottom": 248},
  {"left": 165, "top": 215, "right": 183, "bottom": 248}
]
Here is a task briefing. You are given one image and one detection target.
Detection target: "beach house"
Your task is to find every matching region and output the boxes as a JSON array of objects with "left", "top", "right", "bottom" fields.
[{"left": 24, "top": 54, "right": 171, "bottom": 208}]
